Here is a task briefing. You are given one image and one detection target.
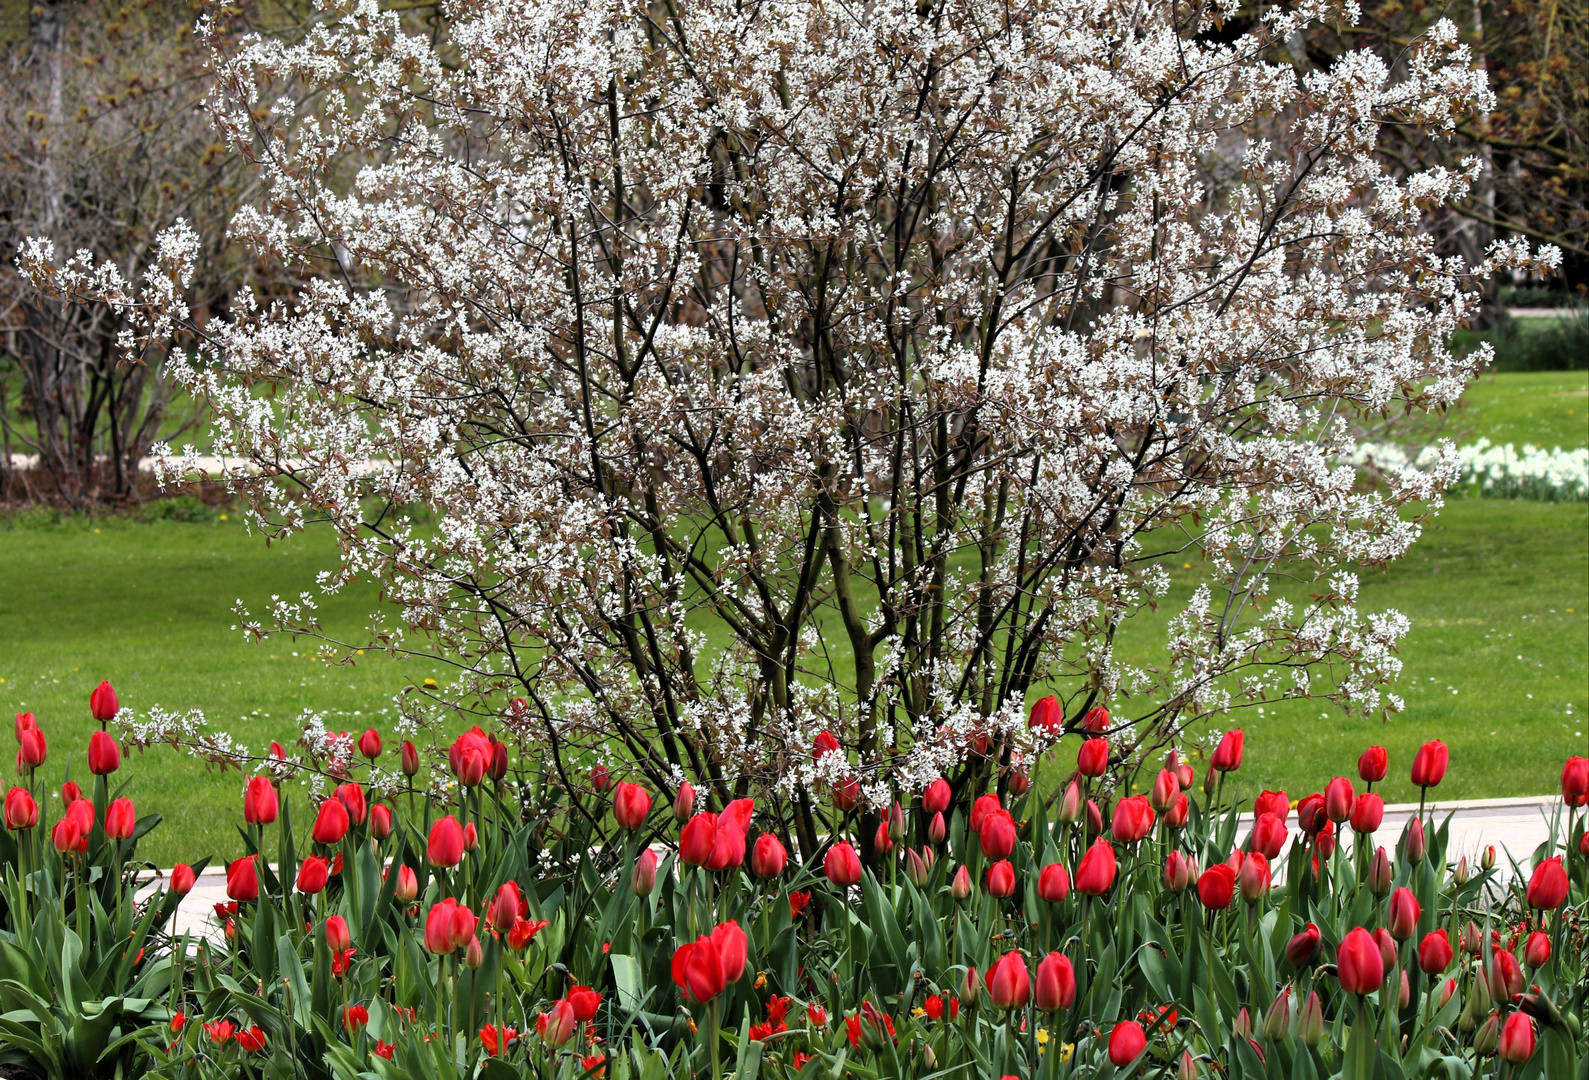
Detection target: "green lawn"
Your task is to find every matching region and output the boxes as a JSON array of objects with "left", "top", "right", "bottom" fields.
[
  {"left": 1407, "top": 365, "right": 1588, "bottom": 450},
  {"left": 0, "top": 371, "right": 1584, "bottom": 866}
]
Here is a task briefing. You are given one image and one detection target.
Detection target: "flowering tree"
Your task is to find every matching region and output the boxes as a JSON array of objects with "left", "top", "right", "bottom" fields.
[{"left": 21, "top": 0, "right": 1555, "bottom": 858}]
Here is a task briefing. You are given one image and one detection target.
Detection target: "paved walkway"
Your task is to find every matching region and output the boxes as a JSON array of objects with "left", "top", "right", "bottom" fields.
[{"left": 138, "top": 795, "right": 1574, "bottom": 942}]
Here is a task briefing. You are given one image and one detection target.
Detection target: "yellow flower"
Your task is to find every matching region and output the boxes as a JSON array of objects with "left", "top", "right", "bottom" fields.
[{"left": 911, "top": 1008, "right": 927, "bottom": 1018}]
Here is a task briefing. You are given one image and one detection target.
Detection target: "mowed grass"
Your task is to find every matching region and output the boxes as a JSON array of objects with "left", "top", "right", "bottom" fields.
[{"left": 0, "top": 370, "right": 1584, "bottom": 866}]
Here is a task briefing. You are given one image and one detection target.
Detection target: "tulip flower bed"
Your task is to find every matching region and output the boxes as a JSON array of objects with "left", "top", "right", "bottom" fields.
[{"left": 3, "top": 687, "right": 1588, "bottom": 1080}]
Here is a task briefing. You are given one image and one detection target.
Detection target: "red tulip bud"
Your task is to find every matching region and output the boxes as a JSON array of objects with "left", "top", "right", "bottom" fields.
[
  {"left": 89, "top": 680, "right": 119, "bottom": 722},
  {"left": 1403, "top": 817, "right": 1426, "bottom": 865},
  {"left": 1150, "top": 769, "right": 1179, "bottom": 812},
  {"left": 951, "top": 865, "right": 972, "bottom": 899},
  {"left": 1409, "top": 740, "right": 1448, "bottom": 788},
  {"left": 1523, "top": 931, "right": 1550, "bottom": 969},
  {"left": 87, "top": 730, "right": 121, "bottom": 775},
  {"left": 1357, "top": 745, "right": 1387, "bottom": 783},
  {"left": 1367, "top": 846, "right": 1393, "bottom": 895},
  {"left": 1285, "top": 923, "right": 1321, "bottom": 966},
  {"left": 984, "top": 859, "right": 1016, "bottom": 897},
  {"left": 170, "top": 863, "right": 196, "bottom": 894},
  {"left": 104, "top": 796, "right": 136, "bottom": 840},
  {"left": 358, "top": 728, "right": 382, "bottom": 759},
  {"left": 632, "top": 847, "right": 658, "bottom": 896},
  {"left": 904, "top": 847, "right": 930, "bottom": 887},
  {"left": 1057, "top": 781, "right": 1082, "bottom": 824},
  {"left": 673, "top": 782, "right": 696, "bottom": 822},
  {"left": 1387, "top": 887, "right": 1420, "bottom": 941},
  {"left": 370, "top": 803, "right": 393, "bottom": 840},
  {"left": 928, "top": 811, "right": 946, "bottom": 844},
  {"left": 400, "top": 739, "right": 419, "bottom": 776},
  {"left": 1324, "top": 776, "right": 1355, "bottom": 823},
  {"left": 1039, "top": 862, "right": 1071, "bottom": 902},
  {"left": 1336, "top": 927, "right": 1384, "bottom": 995},
  {"left": 1163, "top": 851, "right": 1197, "bottom": 892},
  {"left": 888, "top": 800, "right": 906, "bottom": 841},
  {"left": 1034, "top": 952, "right": 1075, "bottom": 1012},
  {"left": 1498, "top": 1013, "right": 1535, "bottom": 1063}
]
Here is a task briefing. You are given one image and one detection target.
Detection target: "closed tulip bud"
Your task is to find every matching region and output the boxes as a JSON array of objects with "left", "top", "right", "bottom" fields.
[
  {"left": 1179, "top": 1050, "right": 1198, "bottom": 1080},
  {"left": 488, "top": 881, "right": 523, "bottom": 931},
  {"left": 1367, "top": 846, "right": 1393, "bottom": 895},
  {"left": 1039, "top": 862, "right": 1071, "bottom": 902},
  {"left": 1057, "top": 780, "right": 1083, "bottom": 824},
  {"left": 960, "top": 965, "right": 980, "bottom": 1006},
  {"left": 920, "top": 844, "right": 935, "bottom": 872},
  {"left": 464, "top": 934, "right": 484, "bottom": 969},
  {"left": 632, "top": 847, "right": 658, "bottom": 895},
  {"left": 1324, "top": 776, "right": 1355, "bottom": 823},
  {"left": 1440, "top": 978, "right": 1457, "bottom": 1009},
  {"left": 87, "top": 730, "right": 121, "bottom": 775},
  {"left": 1249, "top": 814, "right": 1287, "bottom": 859},
  {"left": 1469, "top": 963, "right": 1492, "bottom": 1017},
  {"left": 1231, "top": 1007, "right": 1252, "bottom": 1040},
  {"left": 980, "top": 810, "right": 1017, "bottom": 858},
  {"left": 1410, "top": 740, "right": 1448, "bottom": 788},
  {"left": 1263, "top": 988, "right": 1291, "bottom": 1039},
  {"left": 887, "top": 800, "right": 906, "bottom": 841},
  {"left": 358, "top": 728, "right": 382, "bottom": 759},
  {"left": 1403, "top": 817, "right": 1426, "bottom": 864},
  {"left": 1498, "top": 1012, "right": 1535, "bottom": 1063},
  {"left": 243, "top": 776, "right": 278, "bottom": 825},
  {"left": 312, "top": 797, "right": 350, "bottom": 844},
  {"left": 824, "top": 841, "right": 862, "bottom": 888},
  {"left": 1075, "top": 838, "right": 1118, "bottom": 895},
  {"left": 928, "top": 811, "right": 946, "bottom": 844},
  {"left": 16, "top": 728, "right": 45, "bottom": 768},
  {"left": 1196, "top": 863, "right": 1236, "bottom": 909},
  {"left": 1399, "top": 968, "right": 1410, "bottom": 1009},
  {"left": 226, "top": 854, "right": 260, "bottom": 902},
  {"left": 1077, "top": 738, "right": 1109, "bottom": 777},
  {"left": 1297, "top": 991, "right": 1324, "bottom": 1046},
  {"left": 1350, "top": 793, "right": 1384, "bottom": 834},
  {"left": 1453, "top": 856, "right": 1470, "bottom": 885},
  {"left": 1525, "top": 856, "right": 1568, "bottom": 910},
  {"left": 400, "top": 739, "right": 419, "bottom": 776},
  {"left": 1316, "top": 820, "right": 1336, "bottom": 859},
  {"left": 1163, "top": 851, "right": 1197, "bottom": 892},
  {"left": 985, "top": 951, "right": 1030, "bottom": 1009},
  {"left": 1358, "top": 745, "right": 1388, "bottom": 783},
  {"left": 427, "top": 815, "right": 465, "bottom": 867},
  {"left": 751, "top": 834, "right": 787, "bottom": 878},
  {"left": 1488, "top": 949, "right": 1523, "bottom": 1003},
  {"left": 1028, "top": 695, "right": 1062, "bottom": 734},
  {"left": 672, "top": 782, "right": 696, "bottom": 822},
  {"left": 1150, "top": 769, "right": 1179, "bottom": 811},
  {"left": 1373, "top": 928, "right": 1397, "bottom": 972},
  {"left": 1211, "top": 728, "right": 1244, "bottom": 772},
  {"left": 296, "top": 855, "right": 330, "bottom": 894},
  {"left": 1034, "top": 952, "right": 1075, "bottom": 1011},
  {"left": 539, "top": 1000, "right": 577, "bottom": 1048},
  {"left": 1165, "top": 793, "right": 1190, "bottom": 828},
  {"left": 972, "top": 795, "right": 1001, "bottom": 835},
  {"left": 370, "top": 803, "right": 393, "bottom": 840},
  {"left": 873, "top": 820, "right": 895, "bottom": 855},
  {"left": 985, "top": 859, "right": 1016, "bottom": 897},
  {"left": 1008, "top": 770, "right": 1031, "bottom": 797},
  {"left": 612, "top": 782, "right": 651, "bottom": 830},
  {"left": 904, "top": 847, "right": 930, "bottom": 886},
  {"left": 1285, "top": 923, "right": 1322, "bottom": 966},
  {"left": 393, "top": 864, "right": 419, "bottom": 901},
  {"left": 325, "top": 914, "right": 352, "bottom": 951},
  {"left": 951, "top": 864, "right": 972, "bottom": 899},
  {"left": 922, "top": 778, "right": 951, "bottom": 814},
  {"left": 1523, "top": 931, "right": 1549, "bottom": 968},
  {"left": 1387, "top": 887, "right": 1420, "bottom": 940},
  {"left": 1239, "top": 851, "right": 1270, "bottom": 902},
  {"left": 51, "top": 816, "right": 81, "bottom": 853},
  {"left": 60, "top": 780, "right": 81, "bottom": 807},
  {"left": 1481, "top": 845, "right": 1496, "bottom": 871},
  {"left": 89, "top": 680, "right": 119, "bottom": 722},
  {"left": 1336, "top": 927, "right": 1385, "bottom": 995},
  {"left": 463, "top": 822, "right": 478, "bottom": 851},
  {"left": 457, "top": 747, "right": 487, "bottom": 786},
  {"left": 335, "top": 782, "right": 367, "bottom": 826},
  {"left": 1110, "top": 795, "right": 1155, "bottom": 843},
  {"left": 1473, "top": 1011, "right": 1500, "bottom": 1056},
  {"left": 104, "top": 797, "right": 136, "bottom": 840},
  {"left": 1086, "top": 799, "right": 1103, "bottom": 837},
  {"left": 171, "top": 863, "right": 196, "bottom": 894},
  {"left": 1418, "top": 930, "right": 1454, "bottom": 975},
  {"left": 1563, "top": 756, "right": 1589, "bottom": 806}
]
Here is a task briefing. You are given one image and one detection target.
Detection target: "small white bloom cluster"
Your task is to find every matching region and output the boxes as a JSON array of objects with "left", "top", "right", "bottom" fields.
[{"left": 1356, "top": 440, "right": 1588, "bottom": 501}]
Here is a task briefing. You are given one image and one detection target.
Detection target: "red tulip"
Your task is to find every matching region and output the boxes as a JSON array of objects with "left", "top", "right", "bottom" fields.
[
  {"left": 242, "top": 776, "right": 277, "bottom": 825},
  {"left": 488, "top": 881, "right": 524, "bottom": 932},
  {"left": 237, "top": 1026, "right": 267, "bottom": 1053},
  {"left": 1295, "top": 793, "right": 1326, "bottom": 835},
  {"left": 448, "top": 902, "right": 478, "bottom": 949},
  {"left": 1163, "top": 851, "right": 1197, "bottom": 892},
  {"left": 400, "top": 739, "right": 420, "bottom": 775},
  {"left": 928, "top": 811, "right": 947, "bottom": 843},
  {"left": 1372, "top": 928, "right": 1397, "bottom": 971},
  {"left": 872, "top": 819, "right": 895, "bottom": 856},
  {"left": 679, "top": 811, "right": 718, "bottom": 866},
  {"left": 1164, "top": 793, "right": 1190, "bottom": 828},
  {"left": 1563, "top": 756, "right": 1589, "bottom": 807},
  {"left": 393, "top": 864, "right": 419, "bottom": 901},
  {"left": 1336, "top": 927, "right": 1384, "bottom": 995},
  {"left": 979, "top": 809, "right": 1017, "bottom": 859},
  {"left": 66, "top": 797, "right": 93, "bottom": 837},
  {"left": 1350, "top": 793, "right": 1384, "bottom": 834},
  {"left": 741, "top": 833, "right": 785, "bottom": 879},
  {"left": 1524, "top": 931, "right": 1550, "bottom": 968},
  {"left": 567, "top": 984, "right": 603, "bottom": 1022},
  {"left": 89, "top": 680, "right": 119, "bottom": 721},
  {"left": 1008, "top": 770, "right": 1031, "bottom": 797},
  {"left": 1211, "top": 729, "right": 1244, "bottom": 772},
  {"left": 538, "top": 1000, "right": 577, "bottom": 1047},
  {"left": 368, "top": 803, "right": 393, "bottom": 840},
  {"left": 1108, "top": 1021, "right": 1147, "bottom": 1066},
  {"left": 1075, "top": 839, "right": 1117, "bottom": 894},
  {"left": 1285, "top": 924, "right": 1321, "bottom": 966},
  {"left": 170, "top": 863, "right": 195, "bottom": 894},
  {"left": 1489, "top": 948, "right": 1524, "bottom": 1003},
  {"left": 985, "top": 860, "right": 1016, "bottom": 897},
  {"left": 672, "top": 921, "right": 747, "bottom": 1002},
  {"left": 1028, "top": 695, "right": 1062, "bottom": 734},
  {"left": 1324, "top": 777, "right": 1355, "bottom": 823},
  {"left": 1387, "top": 887, "right": 1420, "bottom": 940},
  {"left": 984, "top": 951, "right": 1030, "bottom": 1008},
  {"left": 358, "top": 728, "right": 382, "bottom": 759},
  {"left": 1499, "top": 1012, "right": 1536, "bottom": 1064},
  {"left": 312, "top": 796, "right": 350, "bottom": 844},
  {"left": 612, "top": 782, "right": 651, "bottom": 830},
  {"left": 463, "top": 821, "right": 479, "bottom": 852},
  {"left": 487, "top": 736, "right": 509, "bottom": 780},
  {"left": 1197, "top": 863, "right": 1236, "bottom": 909},
  {"left": 345, "top": 1005, "right": 369, "bottom": 1032},
  {"left": 1110, "top": 795, "right": 1155, "bottom": 843},
  {"left": 1248, "top": 813, "right": 1287, "bottom": 859},
  {"left": 1034, "top": 952, "right": 1075, "bottom": 1012},
  {"left": 812, "top": 730, "right": 841, "bottom": 760},
  {"left": 335, "top": 782, "right": 366, "bottom": 826},
  {"left": 672, "top": 781, "right": 696, "bottom": 821},
  {"left": 4, "top": 786, "right": 37, "bottom": 831},
  {"left": 16, "top": 727, "right": 45, "bottom": 769},
  {"left": 325, "top": 914, "right": 352, "bottom": 951},
  {"left": 1418, "top": 930, "right": 1453, "bottom": 974},
  {"left": 104, "top": 797, "right": 136, "bottom": 840},
  {"left": 632, "top": 848, "right": 658, "bottom": 895},
  {"left": 1251, "top": 789, "right": 1289, "bottom": 823},
  {"left": 1239, "top": 852, "right": 1270, "bottom": 902},
  {"left": 226, "top": 854, "right": 260, "bottom": 902},
  {"left": 87, "top": 730, "right": 121, "bottom": 775},
  {"left": 824, "top": 841, "right": 862, "bottom": 887},
  {"left": 1526, "top": 856, "right": 1568, "bottom": 910},
  {"left": 1358, "top": 746, "right": 1387, "bottom": 783},
  {"left": 13, "top": 711, "right": 35, "bottom": 740},
  {"left": 1038, "top": 862, "right": 1071, "bottom": 902},
  {"left": 1410, "top": 740, "right": 1448, "bottom": 788},
  {"left": 922, "top": 778, "right": 951, "bottom": 814},
  {"left": 1057, "top": 781, "right": 1082, "bottom": 823},
  {"left": 970, "top": 793, "right": 1001, "bottom": 834},
  {"left": 59, "top": 780, "right": 81, "bottom": 808},
  {"left": 709, "top": 798, "right": 755, "bottom": 870},
  {"left": 425, "top": 899, "right": 461, "bottom": 954},
  {"left": 951, "top": 865, "right": 972, "bottom": 899},
  {"left": 1081, "top": 705, "right": 1109, "bottom": 732},
  {"left": 1315, "top": 820, "right": 1337, "bottom": 859},
  {"left": 1076, "top": 738, "right": 1109, "bottom": 777},
  {"left": 427, "top": 815, "right": 465, "bottom": 867},
  {"left": 51, "top": 816, "right": 81, "bottom": 853},
  {"left": 296, "top": 855, "right": 330, "bottom": 894}
]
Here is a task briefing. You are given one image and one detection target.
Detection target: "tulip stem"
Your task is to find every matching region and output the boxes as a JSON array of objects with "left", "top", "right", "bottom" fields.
[{"left": 708, "top": 998, "right": 720, "bottom": 1080}]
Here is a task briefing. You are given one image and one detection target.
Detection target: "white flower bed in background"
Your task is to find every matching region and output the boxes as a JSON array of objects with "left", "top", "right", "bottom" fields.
[{"left": 1356, "top": 439, "right": 1588, "bottom": 501}]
